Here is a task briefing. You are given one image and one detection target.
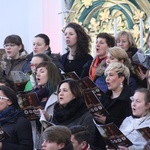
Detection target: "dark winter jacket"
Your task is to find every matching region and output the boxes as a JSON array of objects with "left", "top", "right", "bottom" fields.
[
  {"left": 101, "top": 85, "right": 132, "bottom": 127},
  {"left": 1, "top": 52, "right": 28, "bottom": 80},
  {"left": 52, "top": 96, "right": 99, "bottom": 149},
  {"left": 61, "top": 52, "right": 93, "bottom": 78},
  {"left": 0, "top": 107, "right": 33, "bottom": 150}
]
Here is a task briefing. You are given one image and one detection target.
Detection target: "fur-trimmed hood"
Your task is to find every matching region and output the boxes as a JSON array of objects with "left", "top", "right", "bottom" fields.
[
  {"left": 1, "top": 51, "right": 28, "bottom": 70},
  {"left": 95, "top": 60, "right": 107, "bottom": 77}
]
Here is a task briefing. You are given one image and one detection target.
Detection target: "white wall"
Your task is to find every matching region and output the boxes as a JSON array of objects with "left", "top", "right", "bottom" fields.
[
  {"left": 0, "top": 0, "right": 64, "bottom": 54},
  {"left": 42, "top": 0, "right": 65, "bottom": 54}
]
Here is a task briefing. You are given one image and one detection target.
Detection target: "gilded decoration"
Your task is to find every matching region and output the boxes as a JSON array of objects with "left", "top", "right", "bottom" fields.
[{"left": 63, "top": 0, "right": 150, "bottom": 54}]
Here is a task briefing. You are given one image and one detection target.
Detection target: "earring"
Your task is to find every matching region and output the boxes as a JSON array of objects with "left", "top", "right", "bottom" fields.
[{"left": 120, "top": 82, "right": 123, "bottom": 88}]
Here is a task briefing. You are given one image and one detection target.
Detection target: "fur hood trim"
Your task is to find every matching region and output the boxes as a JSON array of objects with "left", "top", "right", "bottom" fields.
[
  {"left": 1, "top": 51, "right": 28, "bottom": 70},
  {"left": 95, "top": 61, "right": 107, "bottom": 76}
]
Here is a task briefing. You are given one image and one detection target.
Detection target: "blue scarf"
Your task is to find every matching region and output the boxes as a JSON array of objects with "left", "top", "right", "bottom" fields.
[{"left": 0, "top": 106, "right": 23, "bottom": 125}]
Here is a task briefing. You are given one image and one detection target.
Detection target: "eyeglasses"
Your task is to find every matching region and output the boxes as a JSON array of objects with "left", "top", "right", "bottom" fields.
[
  {"left": 30, "top": 63, "right": 38, "bottom": 68},
  {"left": 3, "top": 44, "right": 17, "bottom": 48},
  {"left": 0, "top": 96, "right": 9, "bottom": 101}
]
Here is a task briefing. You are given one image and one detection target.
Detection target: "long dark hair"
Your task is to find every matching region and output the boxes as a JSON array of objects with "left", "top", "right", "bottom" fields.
[{"left": 65, "top": 22, "right": 91, "bottom": 59}]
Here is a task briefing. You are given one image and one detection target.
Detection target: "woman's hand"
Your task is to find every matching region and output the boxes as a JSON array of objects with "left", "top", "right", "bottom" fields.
[
  {"left": 42, "top": 110, "right": 51, "bottom": 121},
  {"left": 135, "top": 67, "right": 147, "bottom": 80},
  {"left": 34, "top": 109, "right": 41, "bottom": 117},
  {"left": 34, "top": 109, "right": 51, "bottom": 121},
  {"left": 94, "top": 113, "right": 106, "bottom": 124}
]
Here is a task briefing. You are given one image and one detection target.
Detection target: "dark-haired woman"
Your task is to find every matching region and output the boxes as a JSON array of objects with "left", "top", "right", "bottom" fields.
[
  {"left": 0, "top": 86, "right": 33, "bottom": 150},
  {"left": 24, "top": 53, "right": 52, "bottom": 92},
  {"left": 22, "top": 33, "right": 64, "bottom": 73},
  {"left": 89, "top": 32, "right": 115, "bottom": 81},
  {"left": 61, "top": 22, "right": 93, "bottom": 78},
  {"left": 48, "top": 79, "right": 100, "bottom": 149},
  {"left": 1, "top": 34, "right": 28, "bottom": 80},
  {"left": 30, "top": 61, "right": 61, "bottom": 150}
]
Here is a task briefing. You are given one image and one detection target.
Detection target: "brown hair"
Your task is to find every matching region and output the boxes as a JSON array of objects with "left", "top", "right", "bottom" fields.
[
  {"left": 57, "top": 79, "right": 83, "bottom": 98},
  {"left": 43, "top": 125, "right": 71, "bottom": 145},
  {"left": 116, "top": 31, "right": 137, "bottom": 48},
  {"left": 108, "top": 47, "right": 131, "bottom": 68}
]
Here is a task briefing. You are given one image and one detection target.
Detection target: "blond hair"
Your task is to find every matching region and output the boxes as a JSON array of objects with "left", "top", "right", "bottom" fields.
[
  {"left": 115, "top": 31, "right": 137, "bottom": 48},
  {"left": 105, "top": 62, "right": 130, "bottom": 86},
  {"left": 108, "top": 47, "right": 131, "bottom": 68}
]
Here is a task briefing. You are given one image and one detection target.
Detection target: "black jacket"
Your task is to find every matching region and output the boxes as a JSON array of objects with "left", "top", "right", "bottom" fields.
[
  {"left": 52, "top": 96, "right": 100, "bottom": 149},
  {"left": 101, "top": 85, "right": 132, "bottom": 127},
  {"left": 61, "top": 52, "right": 93, "bottom": 78},
  {"left": 1, "top": 113, "right": 33, "bottom": 150}
]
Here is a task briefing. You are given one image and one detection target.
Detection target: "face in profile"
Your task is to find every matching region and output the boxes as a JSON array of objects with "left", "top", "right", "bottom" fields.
[
  {"left": 116, "top": 34, "right": 130, "bottom": 51},
  {"left": 33, "top": 37, "right": 48, "bottom": 55},
  {"left": 64, "top": 27, "right": 77, "bottom": 48},
  {"left": 58, "top": 82, "right": 75, "bottom": 106},
  {"left": 131, "top": 92, "right": 150, "bottom": 117},
  {"left": 95, "top": 37, "right": 109, "bottom": 58},
  {"left": 36, "top": 66, "right": 48, "bottom": 86},
  {"left": 42, "top": 140, "right": 65, "bottom": 150},
  {"left": 105, "top": 69, "right": 124, "bottom": 91}
]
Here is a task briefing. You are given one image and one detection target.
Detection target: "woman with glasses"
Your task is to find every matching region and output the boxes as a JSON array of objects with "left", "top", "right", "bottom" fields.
[
  {"left": 2, "top": 35, "right": 28, "bottom": 80},
  {"left": 0, "top": 86, "right": 33, "bottom": 150},
  {"left": 112, "top": 88, "right": 150, "bottom": 150},
  {"left": 29, "top": 61, "right": 61, "bottom": 150},
  {"left": 24, "top": 53, "right": 52, "bottom": 92}
]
